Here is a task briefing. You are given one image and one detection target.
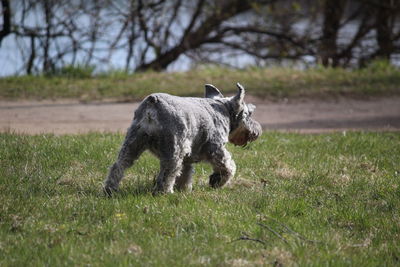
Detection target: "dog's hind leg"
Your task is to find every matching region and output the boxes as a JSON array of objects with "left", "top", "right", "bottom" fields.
[
  {"left": 104, "top": 124, "right": 147, "bottom": 195},
  {"left": 153, "top": 158, "right": 183, "bottom": 194},
  {"left": 152, "top": 134, "right": 184, "bottom": 195}
]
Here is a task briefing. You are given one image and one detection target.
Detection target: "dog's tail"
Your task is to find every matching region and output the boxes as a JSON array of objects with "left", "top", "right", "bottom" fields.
[{"left": 136, "top": 95, "right": 160, "bottom": 134}]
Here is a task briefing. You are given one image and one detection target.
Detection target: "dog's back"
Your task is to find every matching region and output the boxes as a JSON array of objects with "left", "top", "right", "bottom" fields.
[{"left": 134, "top": 93, "right": 230, "bottom": 141}]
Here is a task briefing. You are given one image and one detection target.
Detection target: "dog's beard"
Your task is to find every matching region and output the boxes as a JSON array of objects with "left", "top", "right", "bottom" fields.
[{"left": 229, "top": 119, "right": 262, "bottom": 146}]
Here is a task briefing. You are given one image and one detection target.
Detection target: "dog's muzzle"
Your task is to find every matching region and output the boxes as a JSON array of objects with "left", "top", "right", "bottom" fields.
[{"left": 229, "top": 119, "right": 262, "bottom": 146}]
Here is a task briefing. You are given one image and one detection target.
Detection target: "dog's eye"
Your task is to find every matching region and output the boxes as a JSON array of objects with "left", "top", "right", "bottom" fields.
[
  {"left": 244, "top": 108, "right": 253, "bottom": 118},
  {"left": 247, "top": 104, "right": 256, "bottom": 116}
]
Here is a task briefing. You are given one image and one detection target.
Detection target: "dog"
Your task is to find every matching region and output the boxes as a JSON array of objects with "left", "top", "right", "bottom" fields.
[{"left": 104, "top": 83, "right": 262, "bottom": 195}]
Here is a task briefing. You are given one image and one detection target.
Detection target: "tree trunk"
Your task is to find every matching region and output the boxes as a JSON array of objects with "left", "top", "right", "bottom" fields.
[
  {"left": 42, "top": 0, "right": 52, "bottom": 72},
  {"left": 0, "top": 0, "right": 11, "bottom": 47},
  {"left": 375, "top": 0, "right": 395, "bottom": 60},
  {"left": 27, "top": 35, "right": 36, "bottom": 74},
  {"left": 319, "top": 0, "right": 346, "bottom": 67}
]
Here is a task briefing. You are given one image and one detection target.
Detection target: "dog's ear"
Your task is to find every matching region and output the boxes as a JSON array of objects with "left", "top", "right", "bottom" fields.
[
  {"left": 231, "top": 82, "right": 246, "bottom": 112},
  {"left": 205, "top": 84, "right": 223, "bottom": 99}
]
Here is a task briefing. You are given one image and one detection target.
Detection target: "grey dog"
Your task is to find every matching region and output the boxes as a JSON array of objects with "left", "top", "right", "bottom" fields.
[{"left": 104, "top": 83, "right": 262, "bottom": 195}]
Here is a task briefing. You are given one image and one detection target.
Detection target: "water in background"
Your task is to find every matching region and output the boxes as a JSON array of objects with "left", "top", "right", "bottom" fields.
[{"left": 0, "top": 16, "right": 399, "bottom": 76}]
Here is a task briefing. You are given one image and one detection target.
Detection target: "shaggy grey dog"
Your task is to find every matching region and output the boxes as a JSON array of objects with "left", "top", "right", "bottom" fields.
[{"left": 104, "top": 83, "right": 262, "bottom": 195}]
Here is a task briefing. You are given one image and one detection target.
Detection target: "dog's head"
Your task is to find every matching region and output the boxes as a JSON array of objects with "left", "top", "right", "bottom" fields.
[{"left": 205, "top": 83, "right": 262, "bottom": 146}]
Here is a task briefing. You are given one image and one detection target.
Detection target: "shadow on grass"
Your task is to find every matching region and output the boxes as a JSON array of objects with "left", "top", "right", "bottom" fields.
[
  {"left": 51, "top": 178, "right": 155, "bottom": 199},
  {"left": 116, "top": 180, "right": 155, "bottom": 198}
]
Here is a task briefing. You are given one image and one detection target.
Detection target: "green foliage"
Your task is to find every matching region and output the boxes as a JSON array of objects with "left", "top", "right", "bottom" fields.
[
  {"left": 96, "top": 69, "right": 131, "bottom": 79},
  {"left": 1, "top": 132, "right": 399, "bottom": 266},
  {"left": 364, "top": 59, "right": 396, "bottom": 72},
  {"left": 0, "top": 64, "right": 399, "bottom": 101},
  {"left": 47, "top": 65, "right": 95, "bottom": 78}
]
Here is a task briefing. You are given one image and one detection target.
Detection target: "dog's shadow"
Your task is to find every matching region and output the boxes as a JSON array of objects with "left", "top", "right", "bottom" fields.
[
  {"left": 54, "top": 176, "right": 155, "bottom": 199},
  {"left": 111, "top": 180, "right": 154, "bottom": 198}
]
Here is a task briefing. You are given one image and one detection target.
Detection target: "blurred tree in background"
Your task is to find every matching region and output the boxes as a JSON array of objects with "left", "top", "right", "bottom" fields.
[{"left": 0, "top": 0, "right": 399, "bottom": 75}]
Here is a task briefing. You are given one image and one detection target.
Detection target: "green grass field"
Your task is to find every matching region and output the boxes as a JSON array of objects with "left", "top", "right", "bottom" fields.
[
  {"left": 1, "top": 62, "right": 399, "bottom": 101},
  {"left": 1, "top": 132, "right": 399, "bottom": 266}
]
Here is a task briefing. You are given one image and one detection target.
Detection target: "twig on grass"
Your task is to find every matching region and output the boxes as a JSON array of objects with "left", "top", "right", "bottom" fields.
[
  {"left": 257, "top": 222, "right": 290, "bottom": 245},
  {"left": 231, "top": 232, "right": 267, "bottom": 246},
  {"left": 262, "top": 215, "right": 323, "bottom": 244}
]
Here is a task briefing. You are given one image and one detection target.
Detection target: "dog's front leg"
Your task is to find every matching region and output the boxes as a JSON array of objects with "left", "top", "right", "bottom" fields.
[
  {"left": 175, "top": 163, "right": 194, "bottom": 192},
  {"left": 208, "top": 146, "right": 236, "bottom": 188}
]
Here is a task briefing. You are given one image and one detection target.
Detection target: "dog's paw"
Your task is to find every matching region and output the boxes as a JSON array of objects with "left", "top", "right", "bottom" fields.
[
  {"left": 209, "top": 173, "right": 222, "bottom": 188},
  {"left": 152, "top": 186, "right": 174, "bottom": 196},
  {"left": 103, "top": 186, "right": 118, "bottom": 197}
]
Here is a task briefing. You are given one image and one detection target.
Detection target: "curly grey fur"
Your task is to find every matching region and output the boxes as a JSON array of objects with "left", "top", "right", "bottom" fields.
[{"left": 104, "top": 83, "right": 262, "bottom": 195}]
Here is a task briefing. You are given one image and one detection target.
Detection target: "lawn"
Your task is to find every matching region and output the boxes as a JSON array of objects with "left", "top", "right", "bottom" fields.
[
  {"left": 1, "top": 62, "right": 399, "bottom": 101},
  {"left": 1, "top": 132, "right": 399, "bottom": 266}
]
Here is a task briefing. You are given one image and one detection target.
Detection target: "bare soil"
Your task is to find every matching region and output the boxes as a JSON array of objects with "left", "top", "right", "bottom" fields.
[{"left": 1, "top": 96, "right": 400, "bottom": 134}]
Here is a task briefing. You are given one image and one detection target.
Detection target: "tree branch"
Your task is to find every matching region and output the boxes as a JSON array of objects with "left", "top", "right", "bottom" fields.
[{"left": 136, "top": 0, "right": 257, "bottom": 71}]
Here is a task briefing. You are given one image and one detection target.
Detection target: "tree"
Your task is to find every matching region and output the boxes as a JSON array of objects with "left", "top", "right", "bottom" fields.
[
  {"left": 374, "top": 0, "right": 399, "bottom": 60},
  {"left": 0, "top": 0, "right": 399, "bottom": 75},
  {"left": 318, "top": 0, "right": 347, "bottom": 67},
  {"left": 135, "top": 0, "right": 258, "bottom": 71},
  {"left": 0, "top": 0, "right": 11, "bottom": 46}
]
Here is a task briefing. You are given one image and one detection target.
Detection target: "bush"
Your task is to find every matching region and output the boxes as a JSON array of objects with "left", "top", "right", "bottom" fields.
[
  {"left": 364, "top": 59, "right": 398, "bottom": 72},
  {"left": 47, "top": 64, "right": 95, "bottom": 78}
]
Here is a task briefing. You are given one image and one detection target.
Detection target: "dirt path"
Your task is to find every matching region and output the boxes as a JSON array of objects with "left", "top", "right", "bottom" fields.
[{"left": 1, "top": 96, "right": 400, "bottom": 134}]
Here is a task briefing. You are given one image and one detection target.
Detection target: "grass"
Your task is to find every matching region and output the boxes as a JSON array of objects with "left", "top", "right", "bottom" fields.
[
  {"left": 1, "top": 132, "right": 399, "bottom": 266},
  {"left": 0, "top": 62, "right": 399, "bottom": 101}
]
